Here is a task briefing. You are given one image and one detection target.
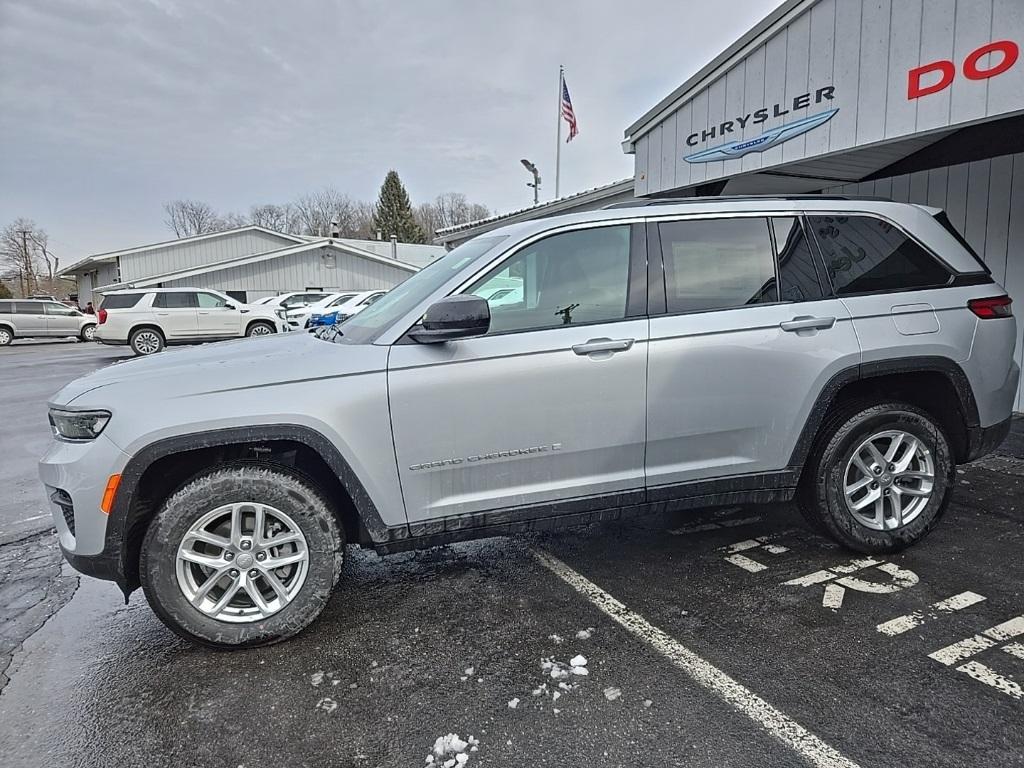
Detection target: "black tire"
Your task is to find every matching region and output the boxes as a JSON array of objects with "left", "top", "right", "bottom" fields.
[
  {"left": 80, "top": 324, "right": 96, "bottom": 342},
  {"left": 797, "top": 402, "right": 955, "bottom": 554},
  {"left": 245, "top": 321, "right": 275, "bottom": 337},
  {"left": 140, "top": 465, "right": 344, "bottom": 648},
  {"left": 130, "top": 326, "right": 164, "bottom": 355},
  {"left": 0, "top": 325, "right": 12, "bottom": 346}
]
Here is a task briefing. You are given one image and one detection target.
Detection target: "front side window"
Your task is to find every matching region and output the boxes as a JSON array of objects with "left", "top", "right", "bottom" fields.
[
  {"left": 197, "top": 292, "right": 227, "bottom": 309},
  {"left": 467, "top": 225, "right": 631, "bottom": 334},
  {"left": 44, "top": 302, "right": 79, "bottom": 316},
  {"left": 807, "top": 215, "right": 951, "bottom": 295},
  {"left": 659, "top": 217, "right": 777, "bottom": 314},
  {"left": 153, "top": 292, "right": 196, "bottom": 309},
  {"left": 772, "top": 218, "right": 826, "bottom": 302}
]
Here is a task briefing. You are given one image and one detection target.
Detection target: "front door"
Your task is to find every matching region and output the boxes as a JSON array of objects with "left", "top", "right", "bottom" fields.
[
  {"left": 645, "top": 215, "right": 862, "bottom": 489},
  {"left": 196, "top": 292, "right": 241, "bottom": 336},
  {"left": 388, "top": 223, "right": 649, "bottom": 524},
  {"left": 152, "top": 291, "right": 199, "bottom": 339},
  {"left": 43, "top": 302, "right": 82, "bottom": 337}
]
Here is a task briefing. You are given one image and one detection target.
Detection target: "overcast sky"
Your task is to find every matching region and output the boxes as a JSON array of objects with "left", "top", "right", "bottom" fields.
[{"left": 0, "top": 0, "right": 781, "bottom": 259}]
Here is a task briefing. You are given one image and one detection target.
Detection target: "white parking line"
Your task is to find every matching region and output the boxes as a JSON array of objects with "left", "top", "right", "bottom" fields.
[
  {"left": 876, "top": 592, "right": 987, "bottom": 636},
  {"left": 532, "top": 547, "right": 862, "bottom": 768}
]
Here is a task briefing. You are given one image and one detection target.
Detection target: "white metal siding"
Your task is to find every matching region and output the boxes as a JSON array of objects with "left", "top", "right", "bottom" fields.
[
  {"left": 636, "top": 0, "right": 1024, "bottom": 195},
  {"left": 118, "top": 231, "right": 296, "bottom": 283},
  {"left": 825, "top": 151, "right": 1024, "bottom": 410},
  {"left": 161, "top": 249, "right": 414, "bottom": 294}
]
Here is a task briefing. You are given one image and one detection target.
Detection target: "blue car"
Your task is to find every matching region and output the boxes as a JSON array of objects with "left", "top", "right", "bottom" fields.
[{"left": 307, "top": 310, "right": 349, "bottom": 328}]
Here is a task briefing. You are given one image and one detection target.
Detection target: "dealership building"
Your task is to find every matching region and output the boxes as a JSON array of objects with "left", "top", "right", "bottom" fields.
[{"left": 442, "top": 0, "right": 1024, "bottom": 410}]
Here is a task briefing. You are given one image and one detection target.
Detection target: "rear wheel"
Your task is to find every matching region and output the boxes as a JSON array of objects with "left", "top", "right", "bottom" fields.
[
  {"left": 130, "top": 327, "right": 164, "bottom": 355},
  {"left": 80, "top": 324, "right": 96, "bottom": 342},
  {"left": 798, "top": 402, "right": 955, "bottom": 553},
  {"left": 140, "top": 465, "right": 344, "bottom": 648},
  {"left": 246, "top": 321, "right": 275, "bottom": 337},
  {"left": 0, "top": 326, "right": 12, "bottom": 345}
]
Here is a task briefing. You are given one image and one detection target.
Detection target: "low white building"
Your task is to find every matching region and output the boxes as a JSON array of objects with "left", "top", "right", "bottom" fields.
[{"left": 60, "top": 227, "right": 446, "bottom": 306}]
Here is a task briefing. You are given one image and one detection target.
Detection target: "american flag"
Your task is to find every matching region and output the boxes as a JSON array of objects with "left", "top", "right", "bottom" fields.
[{"left": 561, "top": 77, "right": 579, "bottom": 142}]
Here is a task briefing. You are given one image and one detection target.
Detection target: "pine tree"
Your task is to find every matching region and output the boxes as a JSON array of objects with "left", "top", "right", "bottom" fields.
[{"left": 371, "top": 170, "right": 426, "bottom": 243}]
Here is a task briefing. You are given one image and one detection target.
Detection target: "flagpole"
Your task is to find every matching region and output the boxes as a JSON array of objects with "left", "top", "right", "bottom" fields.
[{"left": 555, "top": 65, "right": 563, "bottom": 199}]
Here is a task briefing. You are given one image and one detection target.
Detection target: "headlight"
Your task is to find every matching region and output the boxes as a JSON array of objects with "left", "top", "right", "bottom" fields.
[{"left": 49, "top": 409, "right": 111, "bottom": 441}]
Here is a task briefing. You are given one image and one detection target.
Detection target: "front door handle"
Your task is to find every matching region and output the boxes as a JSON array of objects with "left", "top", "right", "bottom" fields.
[
  {"left": 780, "top": 316, "right": 836, "bottom": 332},
  {"left": 572, "top": 337, "right": 634, "bottom": 356}
]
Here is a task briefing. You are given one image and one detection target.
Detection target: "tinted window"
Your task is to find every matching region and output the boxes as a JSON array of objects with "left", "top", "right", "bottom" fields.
[
  {"left": 0, "top": 300, "right": 11, "bottom": 314},
  {"left": 153, "top": 292, "right": 196, "bottom": 309},
  {"left": 196, "top": 292, "right": 227, "bottom": 308},
  {"left": 100, "top": 293, "right": 143, "bottom": 309},
  {"left": 44, "top": 302, "right": 79, "bottom": 316},
  {"left": 772, "top": 218, "right": 826, "bottom": 302},
  {"left": 807, "top": 215, "right": 950, "bottom": 295},
  {"left": 468, "top": 225, "right": 631, "bottom": 334},
  {"left": 659, "top": 218, "right": 777, "bottom": 313},
  {"left": 14, "top": 302, "right": 43, "bottom": 314}
]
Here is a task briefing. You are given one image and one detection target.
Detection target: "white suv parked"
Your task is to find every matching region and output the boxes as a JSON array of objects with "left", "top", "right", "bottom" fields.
[{"left": 96, "top": 288, "right": 289, "bottom": 355}]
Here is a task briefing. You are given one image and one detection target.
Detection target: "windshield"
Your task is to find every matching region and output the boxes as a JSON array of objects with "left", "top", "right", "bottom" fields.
[{"left": 336, "top": 235, "right": 507, "bottom": 344}]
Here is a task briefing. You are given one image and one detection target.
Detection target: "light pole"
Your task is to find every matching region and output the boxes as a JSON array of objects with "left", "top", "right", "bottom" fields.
[{"left": 520, "top": 159, "right": 541, "bottom": 205}]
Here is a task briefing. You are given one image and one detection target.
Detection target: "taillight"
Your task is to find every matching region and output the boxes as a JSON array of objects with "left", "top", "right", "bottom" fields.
[
  {"left": 98, "top": 308, "right": 107, "bottom": 324},
  {"left": 968, "top": 295, "right": 1013, "bottom": 319}
]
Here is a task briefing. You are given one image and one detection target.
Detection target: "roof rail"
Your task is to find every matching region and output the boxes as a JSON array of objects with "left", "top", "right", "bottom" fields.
[{"left": 602, "top": 194, "right": 894, "bottom": 210}]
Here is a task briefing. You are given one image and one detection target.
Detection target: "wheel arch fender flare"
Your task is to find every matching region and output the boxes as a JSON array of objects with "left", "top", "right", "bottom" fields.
[
  {"left": 787, "top": 356, "right": 979, "bottom": 472},
  {"left": 107, "top": 423, "right": 391, "bottom": 594}
]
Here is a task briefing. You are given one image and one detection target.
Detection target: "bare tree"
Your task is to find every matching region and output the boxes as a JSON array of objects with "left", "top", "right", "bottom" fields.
[
  {"left": 249, "top": 203, "right": 301, "bottom": 234},
  {"left": 293, "top": 188, "right": 367, "bottom": 238},
  {"left": 0, "top": 219, "right": 50, "bottom": 296},
  {"left": 163, "top": 200, "right": 226, "bottom": 238},
  {"left": 415, "top": 193, "right": 491, "bottom": 238}
]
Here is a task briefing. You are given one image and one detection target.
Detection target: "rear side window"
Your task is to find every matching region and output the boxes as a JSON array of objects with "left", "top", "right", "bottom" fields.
[
  {"left": 659, "top": 217, "right": 778, "bottom": 313},
  {"left": 772, "top": 217, "right": 826, "bottom": 302},
  {"left": 0, "top": 300, "right": 11, "bottom": 314},
  {"left": 100, "top": 293, "right": 143, "bottom": 309},
  {"left": 152, "top": 292, "right": 196, "bottom": 309},
  {"left": 807, "top": 215, "right": 950, "bottom": 295}
]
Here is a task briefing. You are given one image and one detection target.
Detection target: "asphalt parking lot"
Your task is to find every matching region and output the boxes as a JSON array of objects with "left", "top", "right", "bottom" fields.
[{"left": 1, "top": 341, "right": 1022, "bottom": 768}]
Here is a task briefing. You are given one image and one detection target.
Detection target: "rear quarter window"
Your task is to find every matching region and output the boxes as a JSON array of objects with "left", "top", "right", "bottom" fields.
[
  {"left": 100, "top": 293, "right": 144, "bottom": 309},
  {"left": 0, "top": 300, "right": 12, "bottom": 314},
  {"left": 807, "top": 214, "right": 951, "bottom": 295}
]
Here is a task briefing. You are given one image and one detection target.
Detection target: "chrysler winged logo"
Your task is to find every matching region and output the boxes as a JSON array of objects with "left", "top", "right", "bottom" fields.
[{"left": 684, "top": 108, "right": 839, "bottom": 164}]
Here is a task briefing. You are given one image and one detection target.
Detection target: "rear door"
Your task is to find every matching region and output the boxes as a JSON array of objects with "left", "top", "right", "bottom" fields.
[
  {"left": 152, "top": 291, "right": 199, "bottom": 338},
  {"left": 43, "top": 302, "right": 83, "bottom": 337},
  {"left": 644, "top": 214, "right": 861, "bottom": 491},
  {"left": 14, "top": 302, "right": 48, "bottom": 336}
]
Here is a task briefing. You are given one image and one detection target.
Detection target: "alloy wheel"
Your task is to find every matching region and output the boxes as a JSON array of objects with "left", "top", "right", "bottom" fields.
[
  {"left": 133, "top": 330, "right": 161, "bottom": 354},
  {"left": 843, "top": 429, "right": 935, "bottom": 531},
  {"left": 249, "top": 324, "right": 273, "bottom": 336},
  {"left": 175, "top": 502, "right": 309, "bottom": 623},
  {"left": 0, "top": 328, "right": 11, "bottom": 345}
]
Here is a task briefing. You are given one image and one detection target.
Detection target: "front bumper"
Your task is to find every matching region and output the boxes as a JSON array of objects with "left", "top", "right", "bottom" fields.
[{"left": 38, "top": 433, "right": 131, "bottom": 583}]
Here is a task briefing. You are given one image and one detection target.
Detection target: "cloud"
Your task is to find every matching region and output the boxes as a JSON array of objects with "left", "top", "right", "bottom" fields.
[{"left": 0, "top": 0, "right": 783, "bottom": 256}]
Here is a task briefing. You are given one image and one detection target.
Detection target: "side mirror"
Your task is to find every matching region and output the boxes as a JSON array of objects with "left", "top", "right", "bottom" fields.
[
  {"left": 224, "top": 303, "right": 236, "bottom": 310},
  {"left": 408, "top": 295, "right": 490, "bottom": 344}
]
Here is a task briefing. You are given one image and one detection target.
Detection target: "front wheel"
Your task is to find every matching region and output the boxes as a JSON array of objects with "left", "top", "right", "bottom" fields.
[
  {"left": 140, "top": 465, "right": 343, "bottom": 648},
  {"left": 246, "top": 321, "right": 275, "bottom": 337},
  {"left": 798, "top": 402, "right": 955, "bottom": 553}
]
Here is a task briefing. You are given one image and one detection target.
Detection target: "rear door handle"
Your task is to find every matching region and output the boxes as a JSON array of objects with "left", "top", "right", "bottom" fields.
[
  {"left": 572, "top": 338, "right": 634, "bottom": 356},
  {"left": 780, "top": 316, "right": 836, "bottom": 332}
]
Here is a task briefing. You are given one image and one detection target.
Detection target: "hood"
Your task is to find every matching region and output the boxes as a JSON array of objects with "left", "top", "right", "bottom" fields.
[{"left": 51, "top": 333, "right": 386, "bottom": 406}]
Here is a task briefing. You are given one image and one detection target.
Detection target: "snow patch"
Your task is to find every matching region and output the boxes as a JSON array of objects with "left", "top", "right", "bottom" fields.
[
  {"left": 507, "top": 698, "right": 520, "bottom": 709},
  {"left": 315, "top": 697, "right": 337, "bottom": 712},
  {"left": 575, "top": 627, "right": 594, "bottom": 640},
  {"left": 569, "top": 654, "right": 587, "bottom": 667},
  {"left": 603, "top": 687, "right": 622, "bottom": 701}
]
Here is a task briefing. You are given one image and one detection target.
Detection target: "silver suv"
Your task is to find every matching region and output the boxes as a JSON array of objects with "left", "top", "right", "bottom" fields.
[
  {"left": 0, "top": 299, "right": 97, "bottom": 345},
  {"left": 38, "top": 197, "right": 1019, "bottom": 647}
]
